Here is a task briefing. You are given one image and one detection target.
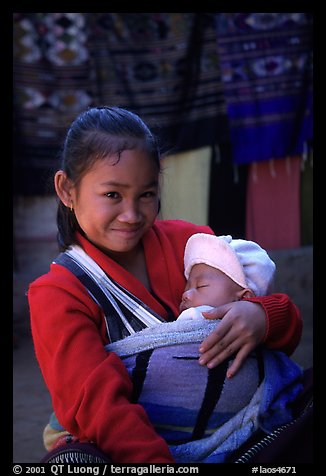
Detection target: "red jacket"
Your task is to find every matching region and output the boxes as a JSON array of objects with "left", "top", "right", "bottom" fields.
[{"left": 28, "top": 219, "right": 302, "bottom": 463}]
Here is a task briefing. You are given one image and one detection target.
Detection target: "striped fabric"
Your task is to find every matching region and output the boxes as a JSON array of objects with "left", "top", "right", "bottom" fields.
[
  {"left": 106, "top": 317, "right": 264, "bottom": 446},
  {"left": 106, "top": 322, "right": 304, "bottom": 463}
]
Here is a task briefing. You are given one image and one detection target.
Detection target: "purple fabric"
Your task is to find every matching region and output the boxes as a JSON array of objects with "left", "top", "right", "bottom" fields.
[{"left": 215, "top": 13, "right": 313, "bottom": 164}]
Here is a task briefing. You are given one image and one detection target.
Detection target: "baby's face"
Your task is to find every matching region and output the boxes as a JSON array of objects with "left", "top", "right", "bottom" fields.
[{"left": 179, "top": 264, "right": 243, "bottom": 312}]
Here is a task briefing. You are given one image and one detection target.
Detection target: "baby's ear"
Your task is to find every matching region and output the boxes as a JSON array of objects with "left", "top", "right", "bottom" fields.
[{"left": 238, "top": 288, "right": 255, "bottom": 300}]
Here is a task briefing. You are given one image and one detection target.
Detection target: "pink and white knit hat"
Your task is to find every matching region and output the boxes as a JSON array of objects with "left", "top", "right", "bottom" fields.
[{"left": 184, "top": 233, "right": 276, "bottom": 296}]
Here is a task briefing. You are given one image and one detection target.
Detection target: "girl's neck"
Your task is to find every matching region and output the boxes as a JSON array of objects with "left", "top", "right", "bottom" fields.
[{"left": 107, "top": 244, "right": 151, "bottom": 290}]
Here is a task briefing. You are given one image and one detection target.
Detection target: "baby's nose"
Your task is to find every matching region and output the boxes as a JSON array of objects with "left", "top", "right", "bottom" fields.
[{"left": 181, "top": 288, "right": 193, "bottom": 302}]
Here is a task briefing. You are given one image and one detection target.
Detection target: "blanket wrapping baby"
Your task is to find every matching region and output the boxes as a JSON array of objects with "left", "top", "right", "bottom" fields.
[{"left": 106, "top": 308, "right": 304, "bottom": 463}]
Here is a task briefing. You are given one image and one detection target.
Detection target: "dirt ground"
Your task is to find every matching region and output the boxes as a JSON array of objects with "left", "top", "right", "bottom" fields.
[{"left": 13, "top": 335, "right": 53, "bottom": 464}]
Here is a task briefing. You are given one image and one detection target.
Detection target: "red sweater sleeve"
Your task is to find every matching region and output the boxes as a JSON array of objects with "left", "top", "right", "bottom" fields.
[
  {"left": 28, "top": 267, "right": 175, "bottom": 464},
  {"left": 248, "top": 293, "right": 303, "bottom": 355}
]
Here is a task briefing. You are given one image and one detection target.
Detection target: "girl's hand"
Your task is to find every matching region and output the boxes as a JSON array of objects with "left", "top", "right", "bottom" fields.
[{"left": 199, "top": 301, "right": 266, "bottom": 378}]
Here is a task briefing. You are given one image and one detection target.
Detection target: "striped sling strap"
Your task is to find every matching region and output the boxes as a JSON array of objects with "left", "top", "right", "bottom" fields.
[{"left": 53, "top": 244, "right": 166, "bottom": 343}]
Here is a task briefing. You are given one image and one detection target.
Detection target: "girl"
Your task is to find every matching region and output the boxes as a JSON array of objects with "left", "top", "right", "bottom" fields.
[{"left": 28, "top": 106, "right": 302, "bottom": 463}]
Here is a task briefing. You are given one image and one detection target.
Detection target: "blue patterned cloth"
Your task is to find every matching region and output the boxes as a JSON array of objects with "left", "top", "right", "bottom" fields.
[{"left": 215, "top": 13, "right": 313, "bottom": 165}]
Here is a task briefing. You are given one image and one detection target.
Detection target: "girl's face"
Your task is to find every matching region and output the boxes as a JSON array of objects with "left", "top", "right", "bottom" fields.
[
  {"left": 179, "top": 264, "right": 244, "bottom": 312},
  {"left": 70, "top": 149, "right": 160, "bottom": 257}
]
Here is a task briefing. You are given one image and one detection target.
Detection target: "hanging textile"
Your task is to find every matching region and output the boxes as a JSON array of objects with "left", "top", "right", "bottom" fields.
[
  {"left": 13, "top": 13, "right": 229, "bottom": 195},
  {"left": 246, "top": 157, "right": 302, "bottom": 250},
  {"left": 215, "top": 13, "right": 313, "bottom": 165},
  {"left": 13, "top": 13, "right": 94, "bottom": 194},
  {"left": 208, "top": 144, "right": 249, "bottom": 238},
  {"left": 87, "top": 13, "right": 229, "bottom": 153},
  {"left": 160, "top": 147, "right": 211, "bottom": 225}
]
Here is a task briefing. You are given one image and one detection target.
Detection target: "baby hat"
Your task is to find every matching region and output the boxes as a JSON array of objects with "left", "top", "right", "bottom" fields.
[{"left": 184, "top": 233, "right": 276, "bottom": 296}]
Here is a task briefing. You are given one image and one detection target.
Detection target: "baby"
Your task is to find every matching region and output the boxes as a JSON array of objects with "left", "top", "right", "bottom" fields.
[{"left": 178, "top": 232, "right": 276, "bottom": 322}]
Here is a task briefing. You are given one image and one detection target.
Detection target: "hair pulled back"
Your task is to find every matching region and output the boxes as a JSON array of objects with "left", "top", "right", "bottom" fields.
[{"left": 56, "top": 106, "right": 161, "bottom": 251}]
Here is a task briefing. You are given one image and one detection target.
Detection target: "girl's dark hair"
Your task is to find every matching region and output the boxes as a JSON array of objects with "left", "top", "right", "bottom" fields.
[{"left": 56, "top": 106, "right": 161, "bottom": 251}]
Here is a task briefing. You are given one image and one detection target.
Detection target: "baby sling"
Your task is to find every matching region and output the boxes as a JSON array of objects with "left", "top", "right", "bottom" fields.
[{"left": 41, "top": 245, "right": 313, "bottom": 464}]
